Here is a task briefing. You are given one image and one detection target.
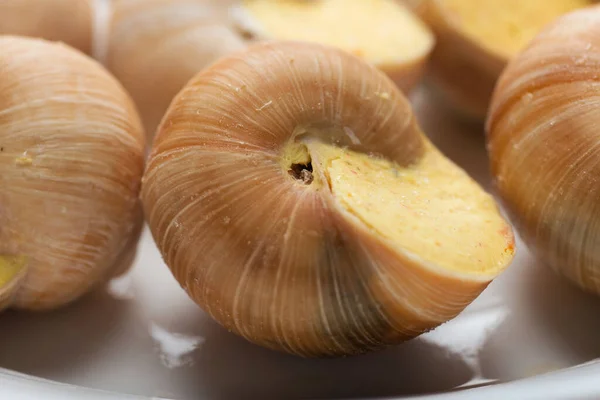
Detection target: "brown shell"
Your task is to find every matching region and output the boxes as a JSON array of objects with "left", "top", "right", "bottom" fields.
[
  {"left": 487, "top": 5, "right": 600, "bottom": 294},
  {"left": 142, "top": 41, "right": 504, "bottom": 357},
  {"left": 0, "top": 36, "right": 145, "bottom": 310}
]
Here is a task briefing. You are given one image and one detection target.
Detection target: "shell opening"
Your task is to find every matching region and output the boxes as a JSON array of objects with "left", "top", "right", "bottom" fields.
[
  {"left": 281, "top": 139, "right": 319, "bottom": 186},
  {"left": 306, "top": 140, "right": 515, "bottom": 276},
  {"left": 441, "top": 0, "right": 592, "bottom": 57},
  {"left": 238, "top": 0, "right": 434, "bottom": 64},
  {"left": 288, "top": 162, "right": 314, "bottom": 185}
]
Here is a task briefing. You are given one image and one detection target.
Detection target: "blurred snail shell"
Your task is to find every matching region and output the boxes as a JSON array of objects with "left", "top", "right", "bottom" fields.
[
  {"left": 142, "top": 41, "right": 515, "bottom": 357},
  {"left": 419, "top": 0, "right": 593, "bottom": 119},
  {"left": 106, "top": 0, "right": 434, "bottom": 140},
  {"left": 106, "top": 0, "right": 247, "bottom": 138},
  {"left": 487, "top": 5, "right": 600, "bottom": 294},
  {"left": 0, "top": 36, "right": 145, "bottom": 311},
  {"left": 0, "top": 0, "right": 93, "bottom": 54}
]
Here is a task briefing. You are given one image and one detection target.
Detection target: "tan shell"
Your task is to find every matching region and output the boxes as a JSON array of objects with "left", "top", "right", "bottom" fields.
[
  {"left": 0, "top": 36, "right": 145, "bottom": 310},
  {"left": 487, "top": 6, "right": 600, "bottom": 294},
  {"left": 0, "top": 0, "right": 93, "bottom": 54},
  {"left": 230, "top": 0, "right": 434, "bottom": 94},
  {"left": 106, "top": 0, "right": 247, "bottom": 139},
  {"left": 419, "top": 0, "right": 506, "bottom": 119},
  {"left": 142, "top": 41, "right": 512, "bottom": 357}
]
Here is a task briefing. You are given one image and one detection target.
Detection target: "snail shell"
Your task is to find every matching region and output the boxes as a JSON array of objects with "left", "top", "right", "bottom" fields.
[
  {"left": 487, "top": 5, "right": 600, "bottom": 294},
  {"left": 0, "top": 36, "right": 145, "bottom": 310},
  {"left": 419, "top": 0, "right": 593, "bottom": 119},
  {"left": 230, "top": 0, "right": 434, "bottom": 93},
  {"left": 106, "top": 0, "right": 434, "bottom": 140},
  {"left": 0, "top": 0, "right": 93, "bottom": 54},
  {"left": 142, "top": 41, "right": 514, "bottom": 357},
  {"left": 106, "top": 0, "right": 247, "bottom": 138}
]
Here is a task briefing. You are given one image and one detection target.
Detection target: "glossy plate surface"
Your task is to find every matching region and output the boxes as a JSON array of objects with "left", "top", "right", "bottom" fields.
[{"left": 1, "top": 88, "right": 599, "bottom": 399}]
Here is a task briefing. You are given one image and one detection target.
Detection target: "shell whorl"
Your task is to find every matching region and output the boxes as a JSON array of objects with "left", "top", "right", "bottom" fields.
[
  {"left": 142, "top": 42, "right": 495, "bottom": 357},
  {"left": 487, "top": 6, "right": 600, "bottom": 293}
]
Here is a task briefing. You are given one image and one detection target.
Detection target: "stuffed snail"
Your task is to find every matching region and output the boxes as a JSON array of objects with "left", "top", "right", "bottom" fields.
[
  {"left": 0, "top": 36, "right": 145, "bottom": 311},
  {"left": 0, "top": 0, "right": 93, "bottom": 54},
  {"left": 142, "top": 41, "right": 515, "bottom": 357},
  {"left": 106, "top": 0, "right": 434, "bottom": 138},
  {"left": 487, "top": 5, "right": 600, "bottom": 294},
  {"left": 419, "top": 0, "right": 594, "bottom": 119},
  {"left": 230, "top": 0, "right": 434, "bottom": 93}
]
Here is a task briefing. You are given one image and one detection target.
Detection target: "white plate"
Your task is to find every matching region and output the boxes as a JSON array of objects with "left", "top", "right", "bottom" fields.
[{"left": 1, "top": 87, "right": 599, "bottom": 399}]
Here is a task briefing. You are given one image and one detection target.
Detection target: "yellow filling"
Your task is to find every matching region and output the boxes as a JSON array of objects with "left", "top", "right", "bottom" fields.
[
  {"left": 443, "top": 0, "right": 591, "bottom": 57},
  {"left": 303, "top": 141, "right": 514, "bottom": 275},
  {"left": 242, "top": 0, "right": 433, "bottom": 64},
  {"left": 0, "top": 255, "right": 27, "bottom": 288}
]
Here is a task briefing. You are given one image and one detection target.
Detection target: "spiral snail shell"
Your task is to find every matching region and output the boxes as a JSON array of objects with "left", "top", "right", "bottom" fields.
[{"left": 142, "top": 41, "right": 515, "bottom": 357}]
